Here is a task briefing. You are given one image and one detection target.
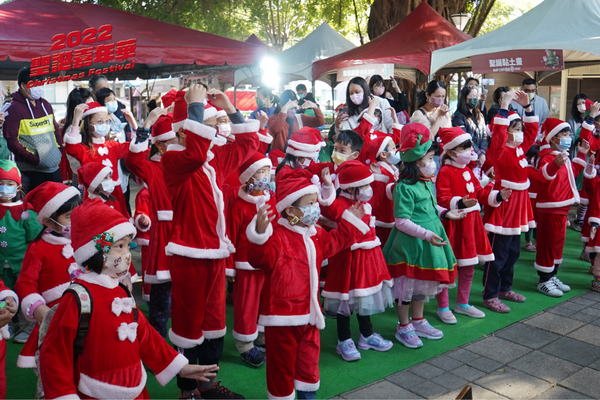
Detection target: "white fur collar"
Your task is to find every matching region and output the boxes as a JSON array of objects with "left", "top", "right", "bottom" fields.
[
  {"left": 1, "top": 200, "right": 23, "bottom": 207},
  {"left": 379, "top": 161, "right": 398, "bottom": 176},
  {"left": 444, "top": 159, "right": 467, "bottom": 169},
  {"left": 167, "top": 144, "right": 185, "bottom": 152},
  {"left": 87, "top": 191, "right": 107, "bottom": 202},
  {"left": 77, "top": 271, "right": 119, "bottom": 289},
  {"left": 92, "top": 137, "right": 105, "bottom": 144},
  {"left": 150, "top": 154, "right": 162, "bottom": 162},
  {"left": 277, "top": 217, "right": 317, "bottom": 237},
  {"left": 41, "top": 233, "right": 71, "bottom": 245},
  {"left": 340, "top": 192, "right": 356, "bottom": 201},
  {"left": 238, "top": 187, "right": 271, "bottom": 204}
]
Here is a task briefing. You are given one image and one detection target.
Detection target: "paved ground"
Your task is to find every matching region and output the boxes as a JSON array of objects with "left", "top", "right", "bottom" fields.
[{"left": 338, "top": 291, "right": 600, "bottom": 400}]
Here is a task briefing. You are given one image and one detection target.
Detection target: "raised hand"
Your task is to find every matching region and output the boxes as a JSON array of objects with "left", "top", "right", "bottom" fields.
[
  {"left": 207, "top": 89, "right": 236, "bottom": 114},
  {"left": 122, "top": 109, "right": 138, "bottom": 130},
  {"left": 321, "top": 168, "right": 333, "bottom": 187},
  {"left": 256, "top": 204, "right": 275, "bottom": 234},
  {"left": 514, "top": 90, "right": 529, "bottom": 107},
  {"left": 73, "top": 103, "right": 89, "bottom": 127},
  {"left": 258, "top": 110, "right": 269, "bottom": 130},
  {"left": 578, "top": 139, "right": 591, "bottom": 155},
  {"left": 185, "top": 84, "right": 207, "bottom": 106},
  {"left": 143, "top": 107, "right": 168, "bottom": 129},
  {"left": 349, "top": 202, "right": 366, "bottom": 221}
]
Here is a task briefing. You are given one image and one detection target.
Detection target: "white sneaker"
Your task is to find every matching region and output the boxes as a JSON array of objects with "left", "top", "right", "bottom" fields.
[
  {"left": 551, "top": 276, "right": 571, "bottom": 292},
  {"left": 454, "top": 305, "right": 486, "bottom": 318},
  {"left": 537, "top": 280, "right": 563, "bottom": 297}
]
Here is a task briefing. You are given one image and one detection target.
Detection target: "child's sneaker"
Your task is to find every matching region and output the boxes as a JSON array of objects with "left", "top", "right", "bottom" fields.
[
  {"left": 580, "top": 250, "right": 591, "bottom": 262},
  {"left": 537, "top": 280, "right": 563, "bottom": 297},
  {"left": 336, "top": 338, "right": 361, "bottom": 361},
  {"left": 180, "top": 389, "right": 202, "bottom": 399},
  {"left": 357, "top": 333, "right": 393, "bottom": 352},
  {"left": 254, "top": 343, "right": 266, "bottom": 353},
  {"left": 395, "top": 323, "right": 423, "bottom": 349},
  {"left": 524, "top": 242, "right": 536, "bottom": 252},
  {"left": 199, "top": 381, "right": 244, "bottom": 399},
  {"left": 592, "top": 279, "right": 600, "bottom": 293},
  {"left": 551, "top": 276, "right": 571, "bottom": 292},
  {"left": 412, "top": 319, "right": 443, "bottom": 340},
  {"left": 482, "top": 298, "right": 511, "bottom": 313},
  {"left": 453, "top": 305, "right": 485, "bottom": 318},
  {"left": 499, "top": 291, "right": 526, "bottom": 303},
  {"left": 13, "top": 321, "right": 34, "bottom": 344},
  {"left": 7, "top": 321, "right": 20, "bottom": 340},
  {"left": 573, "top": 219, "right": 584, "bottom": 232},
  {"left": 437, "top": 309, "right": 457, "bottom": 324},
  {"left": 240, "top": 346, "right": 266, "bottom": 367}
]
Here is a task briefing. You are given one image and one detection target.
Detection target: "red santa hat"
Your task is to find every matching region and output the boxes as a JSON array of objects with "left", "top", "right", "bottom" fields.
[
  {"left": 238, "top": 152, "right": 272, "bottom": 184},
  {"left": 541, "top": 118, "right": 570, "bottom": 144},
  {"left": 276, "top": 168, "right": 320, "bottom": 213},
  {"left": 216, "top": 109, "right": 227, "bottom": 119},
  {"left": 268, "top": 149, "right": 285, "bottom": 175},
  {"left": 151, "top": 113, "right": 176, "bottom": 143},
  {"left": 337, "top": 160, "right": 374, "bottom": 189},
  {"left": 161, "top": 89, "right": 177, "bottom": 109},
  {"left": 361, "top": 136, "right": 393, "bottom": 165},
  {"left": 71, "top": 198, "right": 136, "bottom": 265},
  {"left": 171, "top": 91, "right": 187, "bottom": 132},
  {"left": 399, "top": 123, "right": 432, "bottom": 162},
  {"left": 82, "top": 101, "right": 107, "bottom": 118},
  {"left": 438, "top": 127, "right": 472, "bottom": 152},
  {"left": 286, "top": 127, "right": 325, "bottom": 158},
  {"left": 23, "top": 182, "right": 80, "bottom": 225},
  {"left": 0, "top": 159, "right": 21, "bottom": 185},
  {"left": 489, "top": 111, "right": 521, "bottom": 134},
  {"left": 77, "top": 162, "right": 112, "bottom": 192}
]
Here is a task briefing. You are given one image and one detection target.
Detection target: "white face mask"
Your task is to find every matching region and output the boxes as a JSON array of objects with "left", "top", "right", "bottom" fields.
[
  {"left": 105, "top": 101, "right": 118, "bottom": 114},
  {"left": 527, "top": 92, "right": 535, "bottom": 102},
  {"left": 511, "top": 130, "right": 524, "bottom": 145},
  {"left": 102, "top": 252, "right": 131, "bottom": 279},
  {"left": 419, "top": 160, "right": 437, "bottom": 177},
  {"left": 101, "top": 180, "right": 115, "bottom": 194},
  {"left": 29, "top": 86, "right": 43, "bottom": 100},
  {"left": 93, "top": 123, "right": 110, "bottom": 138},
  {"left": 578, "top": 104, "right": 587, "bottom": 113},
  {"left": 357, "top": 187, "right": 373, "bottom": 202},
  {"left": 349, "top": 93, "right": 364, "bottom": 105},
  {"left": 217, "top": 124, "right": 231, "bottom": 137},
  {"left": 296, "top": 158, "right": 311, "bottom": 169}
]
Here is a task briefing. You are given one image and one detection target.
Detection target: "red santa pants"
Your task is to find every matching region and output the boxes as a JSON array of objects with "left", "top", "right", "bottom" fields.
[
  {"left": 169, "top": 256, "right": 226, "bottom": 348},
  {"left": 0, "top": 339, "right": 5, "bottom": 399},
  {"left": 232, "top": 269, "right": 265, "bottom": 344},
  {"left": 535, "top": 212, "right": 567, "bottom": 274},
  {"left": 265, "top": 325, "right": 320, "bottom": 399}
]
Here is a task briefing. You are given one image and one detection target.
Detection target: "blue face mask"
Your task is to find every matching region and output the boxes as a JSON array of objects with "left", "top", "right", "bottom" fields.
[
  {"left": 93, "top": 123, "right": 110, "bottom": 138},
  {"left": 0, "top": 185, "right": 17, "bottom": 201},
  {"left": 105, "top": 101, "right": 118, "bottom": 114},
  {"left": 298, "top": 94, "right": 305, "bottom": 100},
  {"left": 269, "top": 181, "right": 276, "bottom": 192},
  {"left": 296, "top": 203, "right": 320, "bottom": 226},
  {"left": 558, "top": 137, "right": 572, "bottom": 151}
]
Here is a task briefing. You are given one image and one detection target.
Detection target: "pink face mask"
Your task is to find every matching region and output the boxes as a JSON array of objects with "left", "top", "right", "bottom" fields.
[
  {"left": 373, "top": 87, "right": 385, "bottom": 96},
  {"left": 349, "top": 93, "right": 364, "bottom": 105},
  {"left": 452, "top": 149, "right": 473, "bottom": 165},
  {"left": 429, "top": 97, "right": 444, "bottom": 108}
]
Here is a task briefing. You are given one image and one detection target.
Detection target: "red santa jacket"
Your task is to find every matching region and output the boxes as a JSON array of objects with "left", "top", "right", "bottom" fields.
[
  {"left": 527, "top": 165, "right": 539, "bottom": 200},
  {"left": 126, "top": 147, "right": 173, "bottom": 282},
  {"left": 162, "top": 119, "right": 260, "bottom": 259},
  {"left": 39, "top": 273, "right": 188, "bottom": 399},
  {"left": 0, "top": 278, "right": 18, "bottom": 341},
  {"left": 580, "top": 119, "right": 600, "bottom": 153},
  {"left": 353, "top": 112, "right": 403, "bottom": 148},
  {"left": 134, "top": 187, "right": 151, "bottom": 247},
  {"left": 488, "top": 114, "right": 539, "bottom": 191},
  {"left": 246, "top": 214, "right": 367, "bottom": 329},
  {"left": 371, "top": 163, "right": 397, "bottom": 229},
  {"left": 535, "top": 147, "right": 586, "bottom": 213},
  {"left": 226, "top": 188, "right": 277, "bottom": 277}
]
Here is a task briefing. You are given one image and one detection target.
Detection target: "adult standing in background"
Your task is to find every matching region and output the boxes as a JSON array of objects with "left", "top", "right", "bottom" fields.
[
  {"left": 511, "top": 78, "right": 549, "bottom": 135},
  {"left": 4, "top": 67, "right": 62, "bottom": 190},
  {"left": 369, "top": 75, "right": 409, "bottom": 123},
  {"left": 452, "top": 85, "right": 488, "bottom": 162},
  {"left": 250, "top": 87, "right": 278, "bottom": 123},
  {"left": 465, "top": 76, "right": 487, "bottom": 119},
  {"left": 410, "top": 80, "right": 451, "bottom": 139},
  {"left": 89, "top": 74, "right": 132, "bottom": 141},
  {"left": 568, "top": 93, "right": 588, "bottom": 136}
]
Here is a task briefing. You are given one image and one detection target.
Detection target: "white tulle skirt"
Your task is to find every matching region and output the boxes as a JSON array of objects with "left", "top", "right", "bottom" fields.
[
  {"left": 323, "top": 285, "right": 394, "bottom": 317},
  {"left": 392, "top": 276, "right": 455, "bottom": 303}
]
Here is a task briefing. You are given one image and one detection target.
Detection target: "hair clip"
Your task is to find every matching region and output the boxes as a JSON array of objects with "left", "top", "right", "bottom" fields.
[{"left": 93, "top": 231, "right": 115, "bottom": 253}]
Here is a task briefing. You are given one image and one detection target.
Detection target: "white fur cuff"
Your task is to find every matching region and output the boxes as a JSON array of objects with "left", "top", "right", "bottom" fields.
[
  {"left": 155, "top": 353, "right": 188, "bottom": 386},
  {"left": 183, "top": 119, "right": 217, "bottom": 141},
  {"left": 318, "top": 184, "right": 336, "bottom": 206},
  {"left": 246, "top": 215, "right": 273, "bottom": 246},
  {"left": 342, "top": 209, "right": 369, "bottom": 234},
  {"left": 129, "top": 139, "right": 149, "bottom": 154},
  {"left": 488, "top": 190, "right": 502, "bottom": 207}
]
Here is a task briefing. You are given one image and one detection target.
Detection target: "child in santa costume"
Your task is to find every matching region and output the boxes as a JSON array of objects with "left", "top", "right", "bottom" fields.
[
  {"left": 226, "top": 152, "right": 276, "bottom": 368},
  {"left": 126, "top": 108, "right": 177, "bottom": 338},
  {"left": 275, "top": 127, "right": 325, "bottom": 180},
  {"left": 524, "top": 144, "right": 541, "bottom": 252},
  {"left": 361, "top": 136, "right": 400, "bottom": 246},
  {"left": 15, "top": 182, "right": 81, "bottom": 369},
  {"left": 247, "top": 168, "right": 367, "bottom": 399},
  {"left": 64, "top": 101, "right": 131, "bottom": 217},
  {"left": 162, "top": 84, "right": 259, "bottom": 399},
  {"left": 39, "top": 199, "right": 218, "bottom": 399},
  {"left": 77, "top": 161, "right": 128, "bottom": 218},
  {"left": 435, "top": 127, "right": 509, "bottom": 322},
  {"left": 581, "top": 153, "right": 600, "bottom": 291},
  {"left": 350, "top": 96, "right": 403, "bottom": 149},
  {"left": 534, "top": 117, "right": 589, "bottom": 297},
  {"left": 0, "top": 277, "right": 18, "bottom": 399},
  {"left": 320, "top": 160, "right": 394, "bottom": 362},
  {"left": 134, "top": 186, "right": 152, "bottom": 303},
  {"left": 0, "top": 160, "right": 42, "bottom": 344},
  {"left": 382, "top": 124, "right": 460, "bottom": 349}
]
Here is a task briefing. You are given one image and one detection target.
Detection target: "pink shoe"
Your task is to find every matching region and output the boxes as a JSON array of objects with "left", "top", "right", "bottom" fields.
[
  {"left": 499, "top": 291, "right": 526, "bottom": 303},
  {"left": 523, "top": 242, "right": 536, "bottom": 252},
  {"left": 482, "top": 298, "right": 511, "bottom": 313}
]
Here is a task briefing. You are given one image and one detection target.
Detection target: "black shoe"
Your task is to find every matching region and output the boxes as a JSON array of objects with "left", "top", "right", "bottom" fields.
[
  {"left": 240, "top": 346, "right": 266, "bottom": 367},
  {"left": 254, "top": 343, "right": 266, "bottom": 353},
  {"left": 200, "top": 382, "right": 245, "bottom": 399},
  {"left": 323, "top": 309, "right": 337, "bottom": 319}
]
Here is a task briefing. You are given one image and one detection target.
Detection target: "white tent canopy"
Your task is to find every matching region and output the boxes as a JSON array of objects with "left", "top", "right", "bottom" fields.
[
  {"left": 430, "top": 0, "right": 600, "bottom": 75},
  {"left": 234, "top": 22, "right": 356, "bottom": 87}
]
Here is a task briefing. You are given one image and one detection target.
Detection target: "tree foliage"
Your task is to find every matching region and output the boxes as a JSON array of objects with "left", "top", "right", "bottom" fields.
[{"left": 478, "top": 0, "right": 537, "bottom": 35}]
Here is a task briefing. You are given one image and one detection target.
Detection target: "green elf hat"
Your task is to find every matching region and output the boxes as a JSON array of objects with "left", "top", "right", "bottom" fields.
[
  {"left": 399, "top": 123, "right": 433, "bottom": 162},
  {"left": 0, "top": 160, "right": 21, "bottom": 185}
]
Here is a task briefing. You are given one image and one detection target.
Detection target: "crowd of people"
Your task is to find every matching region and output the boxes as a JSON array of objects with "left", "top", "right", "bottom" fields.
[{"left": 0, "top": 65, "right": 596, "bottom": 400}]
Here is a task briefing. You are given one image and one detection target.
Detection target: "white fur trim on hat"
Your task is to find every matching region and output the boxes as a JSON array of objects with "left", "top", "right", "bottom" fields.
[
  {"left": 239, "top": 158, "right": 272, "bottom": 184},
  {"left": 82, "top": 106, "right": 108, "bottom": 118},
  {"left": 276, "top": 184, "right": 319, "bottom": 213},
  {"left": 286, "top": 146, "right": 320, "bottom": 159},
  {"left": 377, "top": 137, "right": 393, "bottom": 158},
  {"left": 545, "top": 122, "right": 570, "bottom": 143},
  {"left": 88, "top": 166, "right": 113, "bottom": 193},
  {"left": 216, "top": 109, "right": 227, "bottom": 118},
  {"left": 37, "top": 186, "right": 81, "bottom": 225},
  {"left": 151, "top": 130, "right": 176, "bottom": 143},
  {"left": 443, "top": 133, "right": 472, "bottom": 151},
  {"left": 203, "top": 107, "right": 218, "bottom": 121},
  {"left": 287, "top": 139, "right": 325, "bottom": 153},
  {"left": 73, "top": 222, "right": 136, "bottom": 265},
  {"left": 172, "top": 120, "right": 185, "bottom": 133},
  {"left": 339, "top": 175, "right": 374, "bottom": 190},
  {"left": 508, "top": 113, "right": 521, "bottom": 122}
]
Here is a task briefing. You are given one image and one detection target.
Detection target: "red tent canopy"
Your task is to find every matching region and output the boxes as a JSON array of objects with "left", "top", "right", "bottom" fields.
[
  {"left": 0, "top": 0, "right": 265, "bottom": 79},
  {"left": 245, "top": 34, "right": 276, "bottom": 54},
  {"left": 225, "top": 89, "right": 256, "bottom": 112},
  {"left": 312, "top": 2, "right": 471, "bottom": 79}
]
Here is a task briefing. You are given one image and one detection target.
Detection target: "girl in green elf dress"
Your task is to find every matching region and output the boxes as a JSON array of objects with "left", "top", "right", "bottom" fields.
[{"left": 382, "top": 123, "right": 462, "bottom": 349}]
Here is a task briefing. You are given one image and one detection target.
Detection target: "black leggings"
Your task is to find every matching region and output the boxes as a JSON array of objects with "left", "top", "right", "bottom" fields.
[
  {"left": 336, "top": 314, "right": 373, "bottom": 342},
  {"left": 176, "top": 337, "right": 224, "bottom": 390}
]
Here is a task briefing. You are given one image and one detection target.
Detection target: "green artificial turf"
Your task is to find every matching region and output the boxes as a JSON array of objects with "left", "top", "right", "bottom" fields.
[{"left": 5, "top": 229, "right": 592, "bottom": 399}]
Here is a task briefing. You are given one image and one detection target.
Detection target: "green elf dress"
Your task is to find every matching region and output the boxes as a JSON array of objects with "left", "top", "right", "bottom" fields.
[{"left": 381, "top": 124, "right": 457, "bottom": 302}]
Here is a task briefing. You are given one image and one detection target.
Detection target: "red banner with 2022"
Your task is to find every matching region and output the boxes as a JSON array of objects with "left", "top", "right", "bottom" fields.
[{"left": 30, "top": 25, "right": 136, "bottom": 77}]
